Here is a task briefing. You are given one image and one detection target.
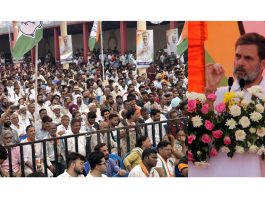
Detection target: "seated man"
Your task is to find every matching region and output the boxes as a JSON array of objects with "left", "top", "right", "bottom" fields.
[
  {"left": 90, "top": 121, "right": 117, "bottom": 152},
  {"left": 129, "top": 148, "right": 159, "bottom": 177},
  {"left": 155, "top": 140, "right": 176, "bottom": 177},
  {"left": 0, "top": 129, "right": 21, "bottom": 177},
  {"left": 57, "top": 152, "right": 85, "bottom": 177},
  {"left": 86, "top": 151, "right": 107, "bottom": 177},
  {"left": 94, "top": 143, "right": 127, "bottom": 177}
]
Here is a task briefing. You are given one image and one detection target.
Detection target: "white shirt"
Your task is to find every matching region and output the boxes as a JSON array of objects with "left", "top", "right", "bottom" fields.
[
  {"left": 57, "top": 124, "right": 70, "bottom": 136},
  {"left": 145, "top": 116, "right": 167, "bottom": 144},
  {"left": 65, "top": 130, "right": 87, "bottom": 157},
  {"left": 156, "top": 154, "right": 175, "bottom": 177},
  {"left": 57, "top": 170, "right": 84, "bottom": 178},
  {"left": 214, "top": 77, "right": 265, "bottom": 107},
  {"left": 86, "top": 171, "right": 107, "bottom": 177},
  {"left": 11, "top": 124, "right": 26, "bottom": 137},
  {"left": 129, "top": 164, "right": 159, "bottom": 177},
  {"left": 90, "top": 133, "right": 117, "bottom": 152},
  {"left": 21, "top": 139, "right": 43, "bottom": 165}
]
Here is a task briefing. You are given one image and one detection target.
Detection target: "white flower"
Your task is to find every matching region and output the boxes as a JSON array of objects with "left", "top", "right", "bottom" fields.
[
  {"left": 191, "top": 116, "right": 203, "bottom": 128},
  {"left": 197, "top": 151, "right": 202, "bottom": 155},
  {"left": 194, "top": 161, "right": 210, "bottom": 168},
  {"left": 187, "top": 92, "right": 206, "bottom": 103},
  {"left": 250, "top": 111, "right": 262, "bottom": 122},
  {"left": 248, "top": 145, "right": 259, "bottom": 154},
  {"left": 197, "top": 94, "right": 207, "bottom": 103},
  {"left": 229, "top": 105, "right": 241, "bottom": 117},
  {"left": 257, "top": 146, "right": 265, "bottom": 155},
  {"left": 240, "top": 99, "right": 251, "bottom": 109},
  {"left": 255, "top": 104, "right": 264, "bottom": 113},
  {"left": 235, "top": 146, "right": 244, "bottom": 154},
  {"left": 256, "top": 127, "right": 265, "bottom": 138},
  {"left": 235, "top": 130, "right": 246, "bottom": 141},
  {"left": 249, "top": 127, "right": 256, "bottom": 134},
  {"left": 235, "top": 91, "right": 244, "bottom": 99},
  {"left": 225, "top": 118, "right": 237, "bottom": 130},
  {"left": 221, "top": 146, "right": 230, "bottom": 154},
  {"left": 255, "top": 93, "right": 264, "bottom": 99},
  {"left": 239, "top": 116, "right": 250, "bottom": 128},
  {"left": 247, "top": 85, "right": 262, "bottom": 95}
]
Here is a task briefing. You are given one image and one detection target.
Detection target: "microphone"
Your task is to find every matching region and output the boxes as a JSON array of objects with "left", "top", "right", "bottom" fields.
[
  {"left": 228, "top": 77, "right": 234, "bottom": 92},
  {"left": 239, "top": 79, "right": 245, "bottom": 91}
]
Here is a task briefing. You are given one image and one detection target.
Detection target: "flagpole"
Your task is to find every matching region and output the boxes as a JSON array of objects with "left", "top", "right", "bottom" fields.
[
  {"left": 100, "top": 21, "right": 105, "bottom": 82},
  {"left": 34, "top": 43, "right": 38, "bottom": 127}
]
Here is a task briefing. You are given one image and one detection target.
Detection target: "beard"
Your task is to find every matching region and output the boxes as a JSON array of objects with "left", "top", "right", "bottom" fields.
[
  {"left": 234, "top": 64, "right": 262, "bottom": 84},
  {"left": 20, "top": 114, "right": 27, "bottom": 120},
  {"left": 4, "top": 121, "right": 11, "bottom": 128},
  {"left": 74, "top": 167, "right": 83, "bottom": 175}
]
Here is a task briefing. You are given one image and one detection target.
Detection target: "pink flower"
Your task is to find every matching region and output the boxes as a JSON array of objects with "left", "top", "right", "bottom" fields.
[
  {"left": 201, "top": 134, "right": 211, "bottom": 144},
  {"left": 205, "top": 120, "right": 214, "bottom": 131},
  {"left": 188, "top": 150, "right": 194, "bottom": 162},
  {"left": 212, "top": 130, "right": 223, "bottom": 139},
  {"left": 188, "top": 100, "right": 197, "bottom": 113},
  {"left": 201, "top": 103, "right": 209, "bottom": 114},
  {"left": 210, "top": 147, "right": 218, "bottom": 157},
  {"left": 207, "top": 93, "right": 217, "bottom": 101},
  {"left": 224, "top": 136, "right": 231, "bottom": 145},
  {"left": 215, "top": 102, "right": 226, "bottom": 114},
  {"left": 188, "top": 134, "right": 196, "bottom": 144}
]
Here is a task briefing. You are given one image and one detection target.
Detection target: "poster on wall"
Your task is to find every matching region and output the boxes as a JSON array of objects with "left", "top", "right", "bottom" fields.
[
  {"left": 59, "top": 35, "right": 73, "bottom": 64},
  {"left": 166, "top": 28, "right": 178, "bottom": 55},
  {"left": 136, "top": 30, "right": 153, "bottom": 68}
]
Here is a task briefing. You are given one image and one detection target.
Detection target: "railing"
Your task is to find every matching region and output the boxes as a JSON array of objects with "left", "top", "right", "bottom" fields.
[{"left": 3, "top": 117, "right": 187, "bottom": 177}]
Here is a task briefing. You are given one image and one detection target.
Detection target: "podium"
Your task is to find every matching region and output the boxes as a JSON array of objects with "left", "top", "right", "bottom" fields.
[{"left": 189, "top": 153, "right": 265, "bottom": 177}]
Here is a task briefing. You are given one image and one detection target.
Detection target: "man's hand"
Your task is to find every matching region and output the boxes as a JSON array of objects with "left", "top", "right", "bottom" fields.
[
  {"left": 118, "top": 169, "right": 127, "bottom": 176},
  {"left": 205, "top": 63, "right": 225, "bottom": 91}
]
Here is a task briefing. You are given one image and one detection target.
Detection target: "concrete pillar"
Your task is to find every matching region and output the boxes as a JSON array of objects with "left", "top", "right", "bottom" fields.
[
  {"left": 170, "top": 21, "right": 178, "bottom": 29},
  {"left": 120, "top": 21, "right": 127, "bottom": 55},
  {"left": 83, "top": 22, "right": 89, "bottom": 63},
  {"left": 54, "top": 27, "right": 60, "bottom": 61}
]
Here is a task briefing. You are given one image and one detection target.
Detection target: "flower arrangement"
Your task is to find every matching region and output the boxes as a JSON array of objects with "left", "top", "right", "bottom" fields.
[{"left": 188, "top": 85, "right": 265, "bottom": 167}]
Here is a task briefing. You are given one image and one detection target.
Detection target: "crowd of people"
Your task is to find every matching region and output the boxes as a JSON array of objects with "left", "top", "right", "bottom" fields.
[{"left": 0, "top": 47, "right": 188, "bottom": 177}]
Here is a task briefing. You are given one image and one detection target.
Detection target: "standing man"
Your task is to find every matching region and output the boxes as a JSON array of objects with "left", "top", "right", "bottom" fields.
[{"left": 205, "top": 33, "right": 265, "bottom": 105}]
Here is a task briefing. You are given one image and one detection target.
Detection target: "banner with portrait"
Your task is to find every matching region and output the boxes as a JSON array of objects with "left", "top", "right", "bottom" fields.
[
  {"left": 59, "top": 35, "right": 73, "bottom": 64},
  {"left": 166, "top": 28, "right": 178, "bottom": 55},
  {"left": 136, "top": 30, "right": 153, "bottom": 68}
]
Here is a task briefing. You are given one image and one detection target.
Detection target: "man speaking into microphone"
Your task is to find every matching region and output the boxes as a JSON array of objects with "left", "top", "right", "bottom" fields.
[{"left": 205, "top": 32, "right": 265, "bottom": 106}]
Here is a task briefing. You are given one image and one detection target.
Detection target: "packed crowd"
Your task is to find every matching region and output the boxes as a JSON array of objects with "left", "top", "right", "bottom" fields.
[{"left": 0, "top": 47, "right": 188, "bottom": 177}]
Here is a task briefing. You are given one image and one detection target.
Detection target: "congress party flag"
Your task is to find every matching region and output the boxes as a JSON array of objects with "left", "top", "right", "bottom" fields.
[
  {"left": 89, "top": 21, "right": 100, "bottom": 51},
  {"left": 12, "top": 21, "right": 43, "bottom": 60},
  {"left": 177, "top": 22, "right": 187, "bottom": 56}
]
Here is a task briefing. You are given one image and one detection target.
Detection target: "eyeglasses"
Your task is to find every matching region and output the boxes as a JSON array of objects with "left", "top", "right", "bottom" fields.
[{"left": 4, "top": 136, "right": 13, "bottom": 140}]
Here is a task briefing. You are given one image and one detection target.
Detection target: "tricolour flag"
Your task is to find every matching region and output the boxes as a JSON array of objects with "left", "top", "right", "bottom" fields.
[
  {"left": 12, "top": 21, "right": 43, "bottom": 60},
  {"left": 89, "top": 21, "right": 100, "bottom": 51},
  {"left": 177, "top": 22, "right": 188, "bottom": 56}
]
